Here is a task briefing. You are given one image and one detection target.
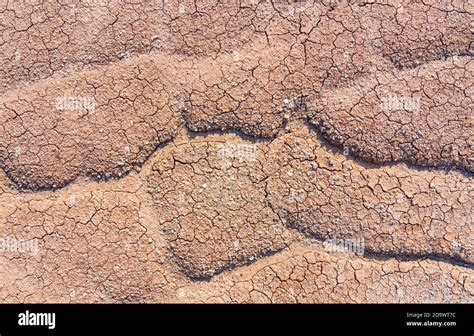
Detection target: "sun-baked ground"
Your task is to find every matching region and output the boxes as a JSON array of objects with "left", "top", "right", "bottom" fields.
[{"left": 0, "top": 0, "right": 472, "bottom": 303}]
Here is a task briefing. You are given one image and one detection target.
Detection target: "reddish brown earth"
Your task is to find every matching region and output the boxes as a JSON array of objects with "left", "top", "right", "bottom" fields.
[{"left": 0, "top": 0, "right": 472, "bottom": 303}]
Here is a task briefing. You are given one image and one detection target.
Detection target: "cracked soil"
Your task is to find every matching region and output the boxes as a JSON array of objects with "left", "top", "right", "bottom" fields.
[{"left": 0, "top": 0, "right": 472, "bottom": 303}]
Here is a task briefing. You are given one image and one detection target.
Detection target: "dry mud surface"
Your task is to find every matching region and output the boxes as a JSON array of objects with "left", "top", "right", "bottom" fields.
[{"left": 0, "top": 0, "right": 472, "bottom": 303}]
